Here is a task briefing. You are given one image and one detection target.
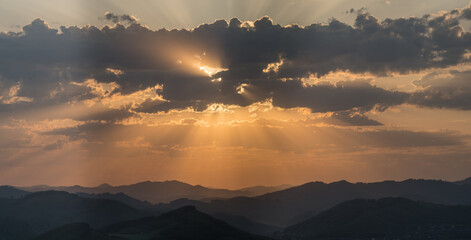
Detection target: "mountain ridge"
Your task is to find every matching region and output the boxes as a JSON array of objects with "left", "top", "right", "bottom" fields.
[
  {"left": 152, "top": 178, "right": 471, "bottom": 226},
  {"left": 0, "top": 191, "right": 146, "bottom": 240},
  {"left": 283, "top": 197, "right": 471, "bottom": 239},
  {"left": 19, "top": 180, "right": 254, "bottom": 204}
]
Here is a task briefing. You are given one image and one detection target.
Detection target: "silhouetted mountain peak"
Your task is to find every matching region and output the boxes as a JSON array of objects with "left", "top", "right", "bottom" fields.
[
  {"left": 455, "top": 177, "right": 471, "bottom": 185},
  {"left": 96, "top": 183, "right": 112, "bottom": 188},
  {"left": 169, "top": 205, "right": 197, "bottom": 212},
  {"left": 329, "top": 180, "right": 351, "bottom": 186},
  {"left": 160, "top": 205, "right": 209, "bottom": 219},
  {"left": 165, "top": 180, "right": 186, "bottom": 184}
]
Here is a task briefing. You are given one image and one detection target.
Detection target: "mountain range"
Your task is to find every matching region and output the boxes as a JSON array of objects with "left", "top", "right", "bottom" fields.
[
  {"left": 19, "top": 196, "right": 471, "bottom": 240},
  {"left": 19, "top": 181, "right": 291, "bottom": 204},
  {"left": 151, "top": 179, "right": 471, "bottom": 226},
  {"left": 0, "top": 186, "right": 30, "bottom": 199},
  {"left": 0, "top": 191, "right": 146, "bottom": 240},
  {"left": 2, "top": 177, "right": 471, "bottom": 239},
  {"left": 32, "top": 206, "right": 271, "bottom": 240},
  {"left": 283, "top": 197, "right": 471, "bottom": 239}
]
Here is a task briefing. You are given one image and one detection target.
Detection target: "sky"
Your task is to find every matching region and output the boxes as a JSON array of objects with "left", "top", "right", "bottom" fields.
[{"left": 1, "top": 0, "right": 471, "bottom": 189}]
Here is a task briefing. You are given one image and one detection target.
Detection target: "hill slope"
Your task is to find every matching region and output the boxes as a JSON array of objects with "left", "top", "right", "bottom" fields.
[
  {"left": 100, "top": 206, "right": 271, "bottom": 240},
  {"left": 235, "top": 185, "right": 293, "bottom": 197},
  {"left": 154, "top": 179, "right": 471, "bottom": 226},
  {"left": 0, "top": 191, "right": 144, "bottom": 240},
  {"left": 454, "top": 177, "right": 471, "bottom": 185},
  {"left": 76, "top": 192, "right": 154, "bottom": 210},
  {"left": 32, "top": 223, "right": 114, "bottom": 240},
  {"left": 211, "top": 213, "right": 281, "bottom": 237},
  {"left": 0, "top": 186, "right": 30, "bottom": 199},
  {"left": 283, "top": 198, "right": 471, "bottom": 239}
]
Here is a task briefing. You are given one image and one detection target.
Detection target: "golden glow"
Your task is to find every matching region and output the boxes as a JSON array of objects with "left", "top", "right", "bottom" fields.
[
  {"left": 102, "top": 84, "right": 164, "bottom": 109},
  {"left": 1, "top": 82, "right": 33, "bottom": 104},
  {"left": 263, "top": 59, "right": 284, "bottom": 73},
  {"left": 236, "top": 83, "right": 249, "bottom": 94},
  {"left": 198, "top": 65, "right": 226, "bottom": 77},
  {"left": 3, "top": 90, "right": 471, "bottom": 188},
  {"left": 4, "top": 66, "right": 471, "bottom": 188},
  {"left": 71, "top": 79, "right": 119, "bottom": 98},
  {"left": 106, "top": 68, "right": 124, "bottom": 76}
]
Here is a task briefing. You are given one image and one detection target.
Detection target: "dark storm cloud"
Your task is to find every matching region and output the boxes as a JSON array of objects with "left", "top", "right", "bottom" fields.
[
  {"left": 410, "top": 70, "right": 471, "bottom": 110},
  {"left": 1, "top": 7, "right": 471, "bottom": 115}
]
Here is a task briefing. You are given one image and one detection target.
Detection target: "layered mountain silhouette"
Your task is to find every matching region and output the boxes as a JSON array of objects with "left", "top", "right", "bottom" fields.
[
  {"left": 455, "top": 177, "right": 471, "bottom": 185},
  {"left": 235, "top": 185, "right": 293, "bottom": 197},
  {"left": 0, "top": 190, "right": 279, "bottom": 239},
  {"left": 76, "top": 192, "right": 154, "bottom": 210},
  {"left": 153, "top": 179, "right": 471, "bottom": 226},
  {"left": 0, "top": 186, "right": 30, "bottom": 199},
  {"left": 21, "top": 181, "right": 255, "bottom": 204},
  {"left": 283, "top": 197, "right": 471, "bottom": 239},
  {"left": 100, "top": 206, "right": 271, "bottom": 240},
  {"left": 0, "top": 191, "right": 145, "bottom": 240},
  {"left": 32, "top": 206, "right": 272, "bottom": 240},
  {"left": 4, "top": 178, "right": 471, "bottom": 239},
  {"left": 23, "top": 196, "right": 471, "bottom": 240}
]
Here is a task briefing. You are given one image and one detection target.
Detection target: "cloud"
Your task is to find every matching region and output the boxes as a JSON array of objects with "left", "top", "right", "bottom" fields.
[
  {"left": 345, "top": 7, "right": 367, "bottom": 14},
  {"left": 1, "top": 82, "right": 33, "bottom": 104},
  {"left": 268, "top": 80, "right": 408, "bottom": 112},
  {"left": 44, "top": 120, "right": 466, "bottom": 152},
  {"left": 309, "top": 111, "right": 383, "bottom": 126},
  {"left": 100, "top": 12, "right": 139, "bottom": 24},
  {"left": 410, "top": 70, "right": 471, "bottom": 110},
  {"left": 42, "top": 140, "right": 67, "bottom": 151},
  {"left": 460, "top": 4, "right": 471, "bottom": 19},
  {"left": 1, "top": 6, "right": 471, "bottom": 117}
]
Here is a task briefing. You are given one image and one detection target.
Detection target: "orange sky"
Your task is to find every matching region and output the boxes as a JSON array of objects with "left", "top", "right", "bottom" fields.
[{"left": 1, "top": 1, "right": 471, "bottom": 188}]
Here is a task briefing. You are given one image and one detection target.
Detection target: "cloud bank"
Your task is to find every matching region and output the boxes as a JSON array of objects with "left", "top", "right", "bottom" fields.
[
  {"left": 2, "top": 6, "right": 471, "bottom": 186},
  {"left": 1, "top": 7, "right": 471, "bottom": 118}
]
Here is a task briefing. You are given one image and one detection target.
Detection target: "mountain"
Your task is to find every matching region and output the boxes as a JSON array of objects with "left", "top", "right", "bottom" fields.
[
  {"left": 0, "top": 191, "right": 145, "bottom": 240},
  {"left": 21, "top": 180, "right": 252, "bottom": 204},
  {"left": 454, "top": 177, "right": 471, "bottom": 185},
  {"left": 32, "top": 223, "right": 114, "bottom": 240},
  {"left": 283, "top": 198, "right": 471, "bottom": 239},
  {"left": 76, "top": 192, "right": 154, "bottom": 210},
  {"left": 0, "top": 186, "right": 30, "bottom": 199},
  {"left": 30, "top": 206, "right": 272, "bottom": 240},
  {"left": 211, "top": 213, "right": 281, "bottom": 237},
  {"left": 99, "top": 206, "right": 272, "bottom": 240},
  {"left": 153, "top": 179, "right": 471, "bottom": 226},
  {"left": 235, "top": 185, "right": 293, "bottom": 197}
]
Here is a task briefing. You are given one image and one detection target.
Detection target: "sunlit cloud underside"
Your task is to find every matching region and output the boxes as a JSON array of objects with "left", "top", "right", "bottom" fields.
[{"left": 1, "top": 1, "right": 471, "bottom": 188}]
